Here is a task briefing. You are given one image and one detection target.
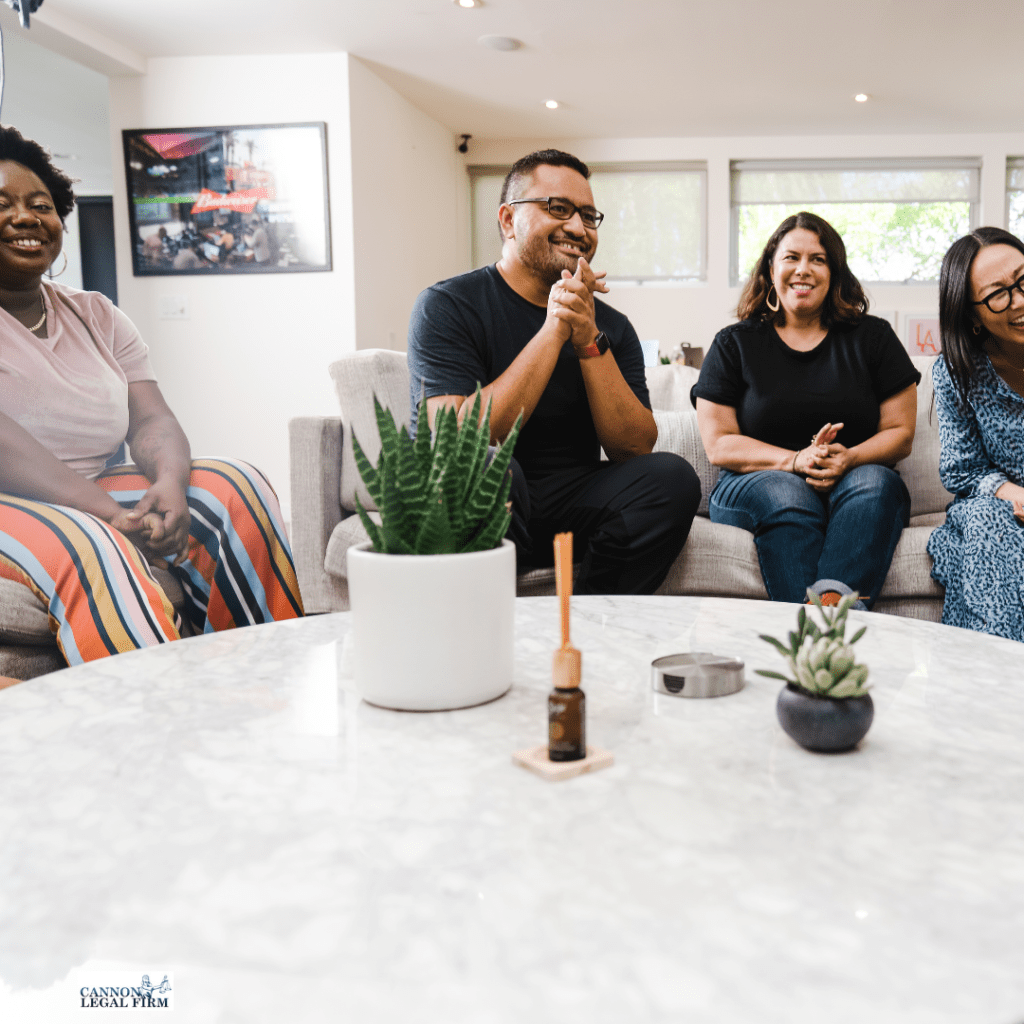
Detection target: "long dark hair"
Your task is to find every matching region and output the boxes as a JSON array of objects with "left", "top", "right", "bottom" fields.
[
  {"left": 939, "top": 226, "right": 1024, "bottom": 405},
  {"left": 737, "top": 211, "right": 868, "bottom": 328}
]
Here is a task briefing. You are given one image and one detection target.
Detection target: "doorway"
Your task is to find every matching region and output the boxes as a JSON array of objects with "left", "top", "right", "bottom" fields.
[{"left": 76, "top": 195, "right": 118, "bottom": 306}]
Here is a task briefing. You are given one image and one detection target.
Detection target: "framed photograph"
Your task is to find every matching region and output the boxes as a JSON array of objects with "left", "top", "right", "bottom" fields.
[
  {"left": 122, "top": 122, "right": 331, "bottom": 277},
  {"left": 904, "top": 314, "right": 941, "bottom": 355}
]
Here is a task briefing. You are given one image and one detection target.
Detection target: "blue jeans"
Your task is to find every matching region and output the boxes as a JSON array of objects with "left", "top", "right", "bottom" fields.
[{"left": 709, "top": 464, "right": 910, "bottom": 606}]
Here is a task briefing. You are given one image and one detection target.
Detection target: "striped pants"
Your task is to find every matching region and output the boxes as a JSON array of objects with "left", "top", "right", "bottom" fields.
[{"left": 0, "top": 458, "right": 304, "bottom": 666}]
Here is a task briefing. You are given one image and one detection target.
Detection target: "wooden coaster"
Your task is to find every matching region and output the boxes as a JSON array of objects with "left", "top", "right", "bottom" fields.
[
  {"left": 512, "top": 744, "right": 614, "bottom": 781},
  {"left": 0, "top": 675, "right": 23, "bottom": 691}
]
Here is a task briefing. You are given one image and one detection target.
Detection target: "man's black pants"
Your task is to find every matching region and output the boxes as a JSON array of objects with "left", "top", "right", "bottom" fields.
[{"left": 506, "top": 453, "right": 701, "bottom": 595}]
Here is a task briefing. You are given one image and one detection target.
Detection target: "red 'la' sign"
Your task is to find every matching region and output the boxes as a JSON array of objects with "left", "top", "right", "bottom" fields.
[
  {"left": 190, "top": 187, "right": 273, "bottom": 215},
  {"left": 906, "top": 317, "right": 941, "bottom": 355}
]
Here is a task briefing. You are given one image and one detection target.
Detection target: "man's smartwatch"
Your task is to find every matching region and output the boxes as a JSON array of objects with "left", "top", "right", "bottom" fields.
[{"left": 579, "top": 331, "right": 610, "bottom": 359}]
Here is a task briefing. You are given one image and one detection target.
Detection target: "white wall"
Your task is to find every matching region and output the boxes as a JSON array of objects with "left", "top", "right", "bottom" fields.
[
  {"left": 108, "top": 53, "right": 357, "bottom": 520},
  {"left": 464, "top": 132, "right": 1024, "bottom": 357},
  {"left": 0, "top": 27, "right": 116, "bottom": 291},
  {"left": 348, "top": 56, "right": 468, "bottom": 353},
  {"left": 107, "top": 53, "right": 467, "bottom": 518}
]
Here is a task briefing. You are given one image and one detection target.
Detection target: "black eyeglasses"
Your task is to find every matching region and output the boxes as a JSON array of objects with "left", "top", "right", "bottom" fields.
[
  {"left": 507, "top": 196, "right": 604, "bottom": 229},
  {"left": 973, "top": 271, "right": 1024, "bottom": 313}
]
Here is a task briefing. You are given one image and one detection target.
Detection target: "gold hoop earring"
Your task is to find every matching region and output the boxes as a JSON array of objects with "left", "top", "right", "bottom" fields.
[
  {"left": 766, "top": 284, "right": 780, "bottom": 313},
  {"left": 972, "top": 323, "right": 982, "bottom": 336},
  {"left": 47, "top": 250, "right": 68, "bottom": 279}
]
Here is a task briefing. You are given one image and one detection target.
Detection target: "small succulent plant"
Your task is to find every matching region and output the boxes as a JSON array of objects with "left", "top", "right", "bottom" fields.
[
  {"left": 756, "top": 591, "right": 871, "bottom": 699},
  {"left": 352, "top": 387, "right": 521, "bottom": 555}
]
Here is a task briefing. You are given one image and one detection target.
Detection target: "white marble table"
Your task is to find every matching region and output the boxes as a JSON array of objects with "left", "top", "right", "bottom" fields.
[{"left": 1, "top": 597, "right": 1023, "bottom": 1023}]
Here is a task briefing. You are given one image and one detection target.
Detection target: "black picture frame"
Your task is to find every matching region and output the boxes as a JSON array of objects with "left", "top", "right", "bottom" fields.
[{"left": 121, "top": 121, "right": 331, "bottom": 277}]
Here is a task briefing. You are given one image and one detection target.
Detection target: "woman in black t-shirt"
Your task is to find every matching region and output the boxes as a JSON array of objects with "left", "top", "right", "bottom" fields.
[{"left": 691, "top": 212, "right": 920, "bottom": 607}]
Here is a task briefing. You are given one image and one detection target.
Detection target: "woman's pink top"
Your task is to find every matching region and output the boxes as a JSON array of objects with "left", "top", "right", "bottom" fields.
[{"left": 0, "top": 282, "right": 155, "bottom": 480}]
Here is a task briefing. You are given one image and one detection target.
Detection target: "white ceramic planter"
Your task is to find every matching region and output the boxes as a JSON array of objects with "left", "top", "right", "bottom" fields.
[{"left": 347, "top": 539, "right": 516, "bottom": 711}]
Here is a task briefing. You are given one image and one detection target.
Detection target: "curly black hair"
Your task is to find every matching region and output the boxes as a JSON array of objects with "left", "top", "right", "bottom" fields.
[{"left": 0, "top": 124, "right": 76, "bottom": 221}]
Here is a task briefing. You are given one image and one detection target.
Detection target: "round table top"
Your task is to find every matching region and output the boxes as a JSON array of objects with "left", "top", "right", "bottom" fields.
[{"left": 1, "top": 596, "right": 1022, "bottom": 1023}]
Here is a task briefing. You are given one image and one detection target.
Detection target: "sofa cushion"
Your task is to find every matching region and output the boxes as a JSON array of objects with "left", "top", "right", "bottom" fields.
[
  {"left": 325, "top": 511, "right": 377, "bottom": 579},
  {"left": 645, "top": 362, "right": 700, "bottom": 412},
  {"left": 653, "top": 516, "right": 942, "bottom": 603},
  {"left": 909, "top": 512, "right": 946, "bottom": 529},
  {"left": 0, "top": 578, "right": 52, "bottom": 643},
  {"left": 655, "top": 516, "right": 769, "bottom": 599},
  {"left": 876, "top": 525, "right": 944, "bottom": 600},
  {"left": 329, "top": 349, "right": 411, "bottom": 514},
  {"left": 895, "top": 355, "right": 953, "bottom": 518},
  {"left": 873, "top": 598, "right": 943, "bottom": 622},
  {"left": 652, "top": 410, "right": 717, "bottom": 516},
  {"left": 0, "top": 645, "right": 65, "bottom": 681}
]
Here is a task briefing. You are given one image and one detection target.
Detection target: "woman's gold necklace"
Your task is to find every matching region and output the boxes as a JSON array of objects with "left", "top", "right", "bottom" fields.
[{"left": 25, "top": 297, "right": 46, "bottom": 333}]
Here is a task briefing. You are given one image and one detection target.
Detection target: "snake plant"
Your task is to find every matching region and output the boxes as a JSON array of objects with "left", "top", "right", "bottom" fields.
[
  {"left": 351, "top": 388, "right": 521, "bottom": 555},
  {"left": 756, "top": 590, "right": 871, "bottom": 698}
]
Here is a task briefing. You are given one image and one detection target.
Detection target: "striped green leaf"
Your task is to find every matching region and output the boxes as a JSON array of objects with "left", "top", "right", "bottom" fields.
[
  {"left": 354, "top": 496, "right": 385, "bottom": 552},
  {"left": 413, "top": 395, "right": 433, "bottom": 479},
  {"left": 350, "top": 429, "right": 382, "bottom": 508},
  {"left": 463, "top": 413, "right": 522, "bottom": 526},
  {"left": 415, "top": 487, "right": 457, "bottom": 554}
]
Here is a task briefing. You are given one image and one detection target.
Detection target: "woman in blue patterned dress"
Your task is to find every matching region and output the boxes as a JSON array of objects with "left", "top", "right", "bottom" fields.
[{"left": 929, "top": 227, "right": 1024, "bottom": 640}]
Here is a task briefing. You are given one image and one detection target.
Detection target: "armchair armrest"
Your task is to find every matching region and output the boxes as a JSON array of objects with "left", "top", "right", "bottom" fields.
[{"left": 288, "top": 416, "right": 349, "bottom": 614}]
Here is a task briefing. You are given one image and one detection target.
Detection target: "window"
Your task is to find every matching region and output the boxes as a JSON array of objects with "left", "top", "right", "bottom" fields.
[
  {"left": 1008, "top": 158, "right": 1024, "bottom": 238},
  {"left": 469, "top": 163, "right": 706, "bottom": 282},
  {"left": 731, "top": 159, "right": 980, "bottom": 285}
]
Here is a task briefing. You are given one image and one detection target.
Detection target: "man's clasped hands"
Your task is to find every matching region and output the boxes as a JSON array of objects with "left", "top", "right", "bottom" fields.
[{"left": 546, "top": 256, "right": 609, "bottom": 352}]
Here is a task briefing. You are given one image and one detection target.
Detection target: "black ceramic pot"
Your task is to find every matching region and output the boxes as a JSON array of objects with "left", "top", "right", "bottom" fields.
[{"left": 776, "top": 684, "right": 874, "bottom": 753}]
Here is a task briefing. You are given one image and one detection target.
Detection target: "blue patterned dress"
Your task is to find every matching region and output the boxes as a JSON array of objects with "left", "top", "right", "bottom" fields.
[{"left": 928, "top": 354, "right": 1024, "bottom": 640}]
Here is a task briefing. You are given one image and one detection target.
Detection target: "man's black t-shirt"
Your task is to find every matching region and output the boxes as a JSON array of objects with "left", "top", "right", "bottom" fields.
[
  {"left": 407, "top": 264, "right": 650, "bottom": 479},
  {"left": 690, "top": 316, "right": 921, "bottom": 452}
]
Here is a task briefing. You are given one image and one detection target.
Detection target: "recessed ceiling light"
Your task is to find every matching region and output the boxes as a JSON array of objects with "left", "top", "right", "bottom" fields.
[
  {"left": 478, "top": 34, "right": 521, "bottom": 50},
  {"left": 854, "top": 93, "right": 869, "bottom": 103},
  {"left": 454, "top": 0, "right": 480, "bottom": 7},
  {"left": 545, "top": 99, "right": 559, "bottom": 109}
]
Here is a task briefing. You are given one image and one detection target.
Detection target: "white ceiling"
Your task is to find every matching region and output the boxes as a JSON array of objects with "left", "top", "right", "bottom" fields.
[{"left": 9, "top": 0, "right": 1024, "bottom": 139}]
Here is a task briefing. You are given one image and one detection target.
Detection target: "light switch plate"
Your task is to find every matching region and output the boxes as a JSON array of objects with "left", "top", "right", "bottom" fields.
[{"left": 158, "top": 294, "right": 188, "bottom": 320}]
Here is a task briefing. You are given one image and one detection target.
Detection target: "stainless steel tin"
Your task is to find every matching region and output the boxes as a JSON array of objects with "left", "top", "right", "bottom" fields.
[{"left": 651, "top": 652, "right": 745, "bottom": 698}]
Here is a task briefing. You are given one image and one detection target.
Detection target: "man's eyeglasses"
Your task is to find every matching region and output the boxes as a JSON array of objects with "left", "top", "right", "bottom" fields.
[
  {"left": 507, "top": 197, "right": 604, "bottom": 229},
  {"left": 973, "top": 272, "right": 1024, "bottom": 313}
]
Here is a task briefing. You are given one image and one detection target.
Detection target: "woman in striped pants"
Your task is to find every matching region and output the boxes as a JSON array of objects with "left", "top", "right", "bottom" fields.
[{"left": 0, "top": 127, "right": 303, "bottom": 666}]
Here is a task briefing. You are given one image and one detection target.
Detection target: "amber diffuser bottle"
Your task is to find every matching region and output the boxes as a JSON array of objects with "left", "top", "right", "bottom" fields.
[
  {"left": 549, "top": 652, "right": 585, "bottom": 761},
  {"left": 549, "top": 532, "right": 586, "bottom": 761}
]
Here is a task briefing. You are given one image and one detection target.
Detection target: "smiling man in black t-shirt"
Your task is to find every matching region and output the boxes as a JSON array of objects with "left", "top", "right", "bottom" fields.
[{"left": 407, "top": 149, "right": 700, "bottom": 594}]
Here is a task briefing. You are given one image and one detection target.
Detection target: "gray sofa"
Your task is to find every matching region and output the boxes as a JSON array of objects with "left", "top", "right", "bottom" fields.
[{"left": 289, "top": 349, "right": 950, "bottom": 620}]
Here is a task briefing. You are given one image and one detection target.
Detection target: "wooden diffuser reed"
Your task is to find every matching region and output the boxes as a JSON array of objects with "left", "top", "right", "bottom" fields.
[{"left": 552, "top": 532, "right": 581, "bottom": 689}]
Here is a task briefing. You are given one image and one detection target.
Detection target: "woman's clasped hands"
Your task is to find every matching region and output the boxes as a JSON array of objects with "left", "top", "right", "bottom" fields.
[
  {"left": 107, "top": 478, "right": 191, "bottom": 567},
  {"left": 794, "top": 422, "right": 855, "bottom": 492}
]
